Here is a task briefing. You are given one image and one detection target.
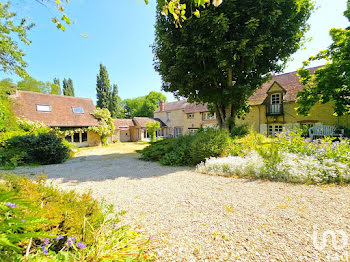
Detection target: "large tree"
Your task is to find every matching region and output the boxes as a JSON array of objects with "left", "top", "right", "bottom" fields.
[
  {"left": 96, "top": 64, "right": 123, "bottom": 118},
  {"left": 297, "top": 1, "right": 350, "bottom": 117},
  {"left": 53, "top": 78, "right": 61, "bottom": 95},
  {"left": 153, "top": 0, "right": 313, "bottom": 130},
  {"left": 124, "top": 91, "right": 166, "bottom": 118},
  {"left": 0, "top": 2, "right": 33, "bottom": 77},
  {"left": 62, "top": 78, "right": 75, "bottom": 96},
  {"left": 17, "top": 77, "right": 59, "bottom": 94}
]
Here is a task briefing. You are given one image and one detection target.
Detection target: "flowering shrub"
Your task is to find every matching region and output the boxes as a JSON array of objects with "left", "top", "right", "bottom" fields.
[
  {"left": 89, "top": 108, "right": 115, "bottom": 145},
  {"left": 0, "top": 174, "right": 153, "bottom": 261},
  {"left": 197, "top": 150, "right": 350, "bottom": 184}
]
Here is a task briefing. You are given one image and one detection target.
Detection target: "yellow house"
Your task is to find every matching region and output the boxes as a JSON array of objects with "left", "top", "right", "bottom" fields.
[
  {"left": 154, "top": 67, "right": 349, "bottom": 137},
  {"left": 154, "top": 100, "right": 217, "bottom": 136},
  {"left": 236, "top": 67, "right": 350, "bottom": 136}
]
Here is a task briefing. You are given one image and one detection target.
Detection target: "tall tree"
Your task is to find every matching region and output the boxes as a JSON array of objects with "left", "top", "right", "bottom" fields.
[
  {"left": 17, "top": 77, "right": 58, "bottom": 94},
  {"left": 109, "top": 84, "right": 124, "bottom": 118},
  {"left": 62, "top": 78, "right": 75, "bottom": 96},
  {"left": 297, "top": 1, "right": 350, "bottom": 117},
  {"left": 96, "top": 64, "right": 111, "bottom": 109},
  {"left": 0, "top": 2, "right": 33, "bottom": 78},
  {"left": 153, "top": 0, "right": 313, "bottom": 130},
  {"left": 124, "top": 91, "right": 166, "bottom": 118},
  {"left": 53, "top": 78, "right": 61, "bottom": 95}
]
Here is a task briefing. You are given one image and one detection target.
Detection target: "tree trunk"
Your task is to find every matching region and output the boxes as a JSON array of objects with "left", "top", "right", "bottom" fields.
[{"left": 215, "top": 68, "right": 235, "bottom": 131}]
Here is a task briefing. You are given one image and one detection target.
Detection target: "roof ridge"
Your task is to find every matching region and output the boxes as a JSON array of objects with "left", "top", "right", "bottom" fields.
[
  {"left": 18, "top": 90, "right": 93, "bottom": 101},
  {"left": 275, "top": 65, "right": 324, "bottom": 78}
]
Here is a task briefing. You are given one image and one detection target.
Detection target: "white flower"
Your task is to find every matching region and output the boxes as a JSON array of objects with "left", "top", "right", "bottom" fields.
[{"left": 212, "top": 0, "right": 222, "bottom": 7}]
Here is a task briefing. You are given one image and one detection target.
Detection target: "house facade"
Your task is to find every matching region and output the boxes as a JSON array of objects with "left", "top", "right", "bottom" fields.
[
  {"left": 11, "top": 90, "right": 102, "bottom": 147},
  {"left": 155, "top": 67, "right": 350, "bottom": 137},
  {"left": 113, "top": 117, "right": 167, "bottom": 142},
  {"left": 154, "top": 100, "right": 217, "bottom": 136}
]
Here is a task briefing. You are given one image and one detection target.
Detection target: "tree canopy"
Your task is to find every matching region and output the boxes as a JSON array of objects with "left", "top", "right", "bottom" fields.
[
  {"left": 17, "top": 77, "right": 60, "bottom": 95},
  {"left": 124, "top": 91, "right": 166, "bottom": 118},
  {"left": 96, "top": 64, "right": 124, "bottom": 118},
  {"left": 0, "top": 2, "right": 33, "bottom": 77},
  {"left": 62, "top": 78, "right": 75, "bottom": 96},
  {"left": 153, "top": 0, "right": 314, "bottom": 130},
  {"left": 297, "top": 1, "right": 350, "bottom": 117}
]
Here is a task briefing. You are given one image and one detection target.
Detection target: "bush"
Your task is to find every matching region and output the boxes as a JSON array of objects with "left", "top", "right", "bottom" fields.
[
  {"left": 230, "top": 124, "right": 249, "bottom": 138},
  {"left": 1, "top": 133, "right": 70, "bottom": 168},
  {"left": 139, "top": 128, "right": 231, "bottom": 166},
  {"left": 0, "top": 174, "right": 152, "bottom": 261}
]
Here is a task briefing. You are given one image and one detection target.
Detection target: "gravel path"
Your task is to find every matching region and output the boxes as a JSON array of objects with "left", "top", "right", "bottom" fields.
[{"left": 10, "top": 144, "right": 350, "bottom": 261}]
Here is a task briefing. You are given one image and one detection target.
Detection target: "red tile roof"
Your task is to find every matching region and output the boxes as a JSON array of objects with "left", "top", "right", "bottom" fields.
[
  {"left": 12, "top": 91, "right": 99, "bottom": 127},
  {"left": 154, "top": 100, "right": 188, "bottom": 112},
  {"left": 133, "top": 117, "right": 167, "bottom": 128},
  {"left": 114, "top": 119, "right": 135, "bottom": 128},
  {"left": 249, "top": 66, "right": 322, "bottom": 105},
  {"left": 184, "top": 103, "right": 209, "bottom": 113}
]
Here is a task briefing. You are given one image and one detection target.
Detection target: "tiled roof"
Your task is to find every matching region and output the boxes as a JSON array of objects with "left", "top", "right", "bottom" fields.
[
  {"left": 184, "top": 103, "right": 209, "bottom": 113},
  {"left": 249, "top": 66, "right": 322, "bottom": 106},
  {"left": 154, "top": 100, "right": 188, "bottom": 112},
  {"left": 12, "top": 91, "right": 99, "bottom": 127},
  {"left": 114, "top": 119, "right": 135, "bottom": 128},
  {"left": 133, "top": 117, "right": 167, "bottom": 128}
]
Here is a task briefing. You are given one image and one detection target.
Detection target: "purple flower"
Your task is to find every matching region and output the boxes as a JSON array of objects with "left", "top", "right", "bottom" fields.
[
  {"left": 54, "top": 235, "right": 64, "bottom": 240},
  {"left": 340, "top": 133, "right": 343, "bottom": 137},
  {"left": 5, "top": 202, "right": 17, "bottom": 208},
  {"left": 41, "top": 245, "right": 48, "bottom": 257},
  {"left": 112, "top": 223, "right": 119, "bottom": 229},
  {"left": 67, "top": 237, "right": 76, "bottom": 247},
  {"left": 76, "top": 242, "right": 87, "bottom": 249},
  {"left": 149, "top": 234, "right": 153, "bottom": 240},
  {"left": 44, "top": 238, "right": 50, "bottom": 245},
  {"left": 22, "top": 219, "right": 26, "bottom": 223}
]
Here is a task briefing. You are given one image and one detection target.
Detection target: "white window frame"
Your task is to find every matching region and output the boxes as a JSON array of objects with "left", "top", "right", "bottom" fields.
[
  {"left": 268, "top": 124, "right": 283, "bottom": 137},
  {"left": 72, "top": 107, "right": 84, "bottom": 114},
  {"left": 166, "top": 112, "right": 171, "bottom": 122},
  {"left": 203, "top": 112, "right": 216, "bottom": 120},
  {"left": 36, "top": 104, "right": 51, "bottom": 112},
  {"left": 174, "top": 127, "right": 183, "bottom": 137}
]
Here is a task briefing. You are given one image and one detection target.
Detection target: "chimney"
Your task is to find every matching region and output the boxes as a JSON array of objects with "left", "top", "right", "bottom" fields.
[{"left": 160, "top": 100, "right": 165, "bottom": 112}]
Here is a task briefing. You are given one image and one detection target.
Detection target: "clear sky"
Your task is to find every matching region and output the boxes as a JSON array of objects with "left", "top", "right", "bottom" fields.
[{"left": 2, "top": 0, "right": 349, "bottom": 103}]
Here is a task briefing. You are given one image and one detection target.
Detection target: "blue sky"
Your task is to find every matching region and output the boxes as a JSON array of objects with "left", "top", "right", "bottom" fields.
[{"left": 2, "top": 0, "right": 349, "bottom": 103}]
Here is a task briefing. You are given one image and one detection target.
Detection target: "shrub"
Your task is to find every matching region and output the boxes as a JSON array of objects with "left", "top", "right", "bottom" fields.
[
  {"left": 230, "top": 124, "right": 250, "bottom": 138},
  {"left": 0, "top": 174, "right": 152, "bottom": 261},
  {"left": 197, "top": 150, "right": 350, "bottom": 184},
  {"left": 139, "top": 128, "right": 231, "bottom": 166},
  {"left": 146, "top": 122, "right": 160, "bottom": 143},
  {"left": 1, "top": 133, "right": 70, "bottom": 168}
]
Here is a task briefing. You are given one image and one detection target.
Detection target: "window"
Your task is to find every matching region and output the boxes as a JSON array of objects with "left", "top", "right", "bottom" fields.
[
  {"left": 72, "top": 107, "right": 84, "bottom": 114},
  {"left": 268, "top": 125, "right": 283, "bottom": 137},
  {"left": 73, "top": 132, "right": 80, "bottom": 143},
  {"left": 174, "top": 127, "right": 183, "bottom": 137},
  {"left": 143, "top": 129, "right": 149, "bottom": 138},
  {"left": 82, "top": 132, "right": 88, "bottom": 142},
  {"left": 36, "top": 104, "right": 51, "bottom": 112},
  {"left": 166, "top": 112, "right": 171, "bottom": 122},
  {"left": 203, "top": 112, "right": 216, "bottom": 120},
  {"left": 271, "top": 94, "right": 281, "bottom": 104},
  {"left": 65, "top": 135, "right": 72, "bottom": 142},
  {"left": 189, "top": 129, "right": 198, "bottom": 134},
  {"left": 187, "top": 113, "right": 194, "bottom": 119}
]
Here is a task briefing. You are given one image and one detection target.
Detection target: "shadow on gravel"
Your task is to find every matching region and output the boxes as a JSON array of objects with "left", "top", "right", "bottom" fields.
[{"left": 5, "top": 152, "right": 190, "bottom": 184}]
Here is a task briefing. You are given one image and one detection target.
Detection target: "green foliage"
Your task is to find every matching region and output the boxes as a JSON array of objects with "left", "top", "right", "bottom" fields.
[
  {"left": 89, "top": 108, "right": 115, "bottom": 145},
  {"left": 0, "top": 79, "right": 17, "bottom": 132},
  {"left": 0, "top": 174, "right": 152, "bottom": 261},
  {"left": 297, "top": 2, "right": 350, "bottom": 117},
  {"left": 153, "top": 0, "right": 313, "bottom": 129},
  {"left": 62, "top": 78, "right": 75, "bottom": 96},
  {"left": 146, "top": 122, "right": 160, "bottom": 142},
  {"left": 0, "top": 2, "right": 33, "bottom": 77},
  {"left": 96, "top": 64, "right": 124, "bottom": 118},
  {"left": 1, "top": 133, "right": 70, "bottom": 167},
  {"left": 139, "top": 128, "right": 231, "bottom": 166},
  {"left": 230, "top": 124, "right": 249, "bottom": 139},
  {"left": 124, "top": 91, "right": 166, "bottom": 118},
  {"left": 17, "top": 76, "right": 58, "bottom": 94}
]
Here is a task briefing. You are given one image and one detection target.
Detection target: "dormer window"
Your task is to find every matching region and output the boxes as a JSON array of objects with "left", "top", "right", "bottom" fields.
[
  {"left": 72, "top": 107, "right": 84, "bottom": 114},
  {"left": 271, "top": 93, "right": 281, "bottom": 105},
  {"left": 36, "top": 104, "right": 51, "bottom": 112}
]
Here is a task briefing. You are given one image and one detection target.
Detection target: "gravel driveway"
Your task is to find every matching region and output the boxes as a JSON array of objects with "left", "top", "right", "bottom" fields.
[{"left": 11, "top": 143, "right": 350, "bottom": 261}]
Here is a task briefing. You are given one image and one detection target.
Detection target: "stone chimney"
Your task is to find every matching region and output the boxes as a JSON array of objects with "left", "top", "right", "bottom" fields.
[{"left": 160, "top": 100, "right": 165, "bottom": 112}]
